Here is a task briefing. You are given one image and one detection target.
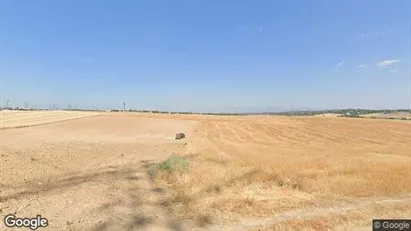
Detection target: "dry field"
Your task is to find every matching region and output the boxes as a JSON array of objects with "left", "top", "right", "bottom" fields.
[
  {"left": 156, "top": 115, "right": 411, "bottom": 231},
  {"left": 0, "top": 113, "right": 199, "bottom": 231},
  {"left": 0, "top": 110, "right": 100, "bottom": 129},
  {"left": 362, "top": 112, "right": 411, "bottom": 120},
  {"left": 313, "top": 113, "right": 342, "bottom": 117},
  {"left": 1, "top": 112, "right": 410, "bottom": 230}
]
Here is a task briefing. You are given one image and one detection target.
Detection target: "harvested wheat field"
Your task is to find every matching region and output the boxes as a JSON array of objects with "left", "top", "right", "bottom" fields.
[
  {"left": 0, "top": 110, "right": 100, "bottom": 129},
  {"left": 1, "top": 112, "right": 410, "bottom": 231}
]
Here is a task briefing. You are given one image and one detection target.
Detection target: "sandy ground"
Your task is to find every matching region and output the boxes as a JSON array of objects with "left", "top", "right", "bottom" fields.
[{"left": 1, "top": 112, "right": 410, "bottom": 230}]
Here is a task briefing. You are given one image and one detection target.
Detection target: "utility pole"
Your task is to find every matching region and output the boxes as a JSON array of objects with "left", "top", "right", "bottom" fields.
[
  {"left": 24, "top": 101, "right": 28, "bottom": 109},
  {"left": 6, "top": 100, "right": 9, "bottom": 108},
  {"left": 123, "top": 102, "right": 126, "bottom": 112}
]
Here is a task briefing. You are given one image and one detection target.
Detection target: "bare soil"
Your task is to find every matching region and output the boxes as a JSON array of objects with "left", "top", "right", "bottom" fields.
[{"left": 0, "top": 114, "right": 200, "bottom": 230}]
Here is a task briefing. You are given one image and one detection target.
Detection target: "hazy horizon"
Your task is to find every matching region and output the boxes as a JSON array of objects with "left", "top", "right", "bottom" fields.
[
  {"left": 1, "top": 0, "right": 410, "bottom": 112},
  {"left": 2, "top": 104, "right": 410, "bottom": 114}
]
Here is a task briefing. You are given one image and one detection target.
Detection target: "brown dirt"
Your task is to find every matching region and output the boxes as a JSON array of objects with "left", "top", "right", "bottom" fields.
[
  {"left": 1, "top": 113, "right": 410, "bottom": 230},
  {"left": 0, "top": 114, "right": 199, "bottom": 230}
]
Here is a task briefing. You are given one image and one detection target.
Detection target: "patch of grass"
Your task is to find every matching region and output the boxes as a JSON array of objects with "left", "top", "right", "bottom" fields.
[
  {"left": 194, "top": 214, "right": 213, "bottom": 227},
  {"left": 152, "top": 155, "right": 190, "bottom": 175}
]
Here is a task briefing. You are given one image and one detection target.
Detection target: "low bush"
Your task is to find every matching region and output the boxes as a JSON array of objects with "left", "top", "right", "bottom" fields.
[{"left": 152, "top": 155, "right": 190, "bottom": 175}]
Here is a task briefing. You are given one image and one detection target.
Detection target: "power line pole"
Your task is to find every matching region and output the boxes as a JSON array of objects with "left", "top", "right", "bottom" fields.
[
  {"left": 123, "top": 102, "right": 126, "bottom": 112},
  {"left": 24, "top": 101, "right": 28, "bottom": 109},
  {"left": 6, "top": 100, "right": 9, "bottom": 108}
]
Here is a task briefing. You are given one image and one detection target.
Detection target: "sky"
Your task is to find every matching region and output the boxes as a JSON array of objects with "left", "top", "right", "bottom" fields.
[{"left": 1, "top": 0, "right": 410, "bottom": 113}]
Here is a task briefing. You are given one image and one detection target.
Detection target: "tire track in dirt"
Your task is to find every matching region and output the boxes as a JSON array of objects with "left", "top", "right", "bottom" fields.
[
  {"left": 278, "top": 125, "right": 317, "bottom": 144},
  {"left": 211, "top": 121, "right": 248, "bottom": 147},
  {"left": 287, "top": 119, "right": 380, "bottom": 145},
  {"left": 246, "top": 123, "right": 289, "bottom": 143},
  {"left": 243, "top": 124, "right": 281, "bottom": 144},
  {"left": 240, "top": 123, "right": 280, "bottom": 145},
  {"left": 299, "top": 119, "right": 368, "bottom": 144},
  {"left": 338, "top": 121, "right": 405, "bottom": 145},
  {"left": 264, "top": 124, "right": 304, "bottom": 144},
  {"left": 202, "top": 121, "right": 240, "bottom": 160},
  {"left": 322, "top": 120, "right": 379, "bottom": 144},
  {"left": 228, "top": 123, "right": 254, "bottom": 142},
  {"left": 209, "top": 122, "right": 283, "bottom": 159},
  {"left": 214, "top": 124, "right": 248, "bottom": 150},
  {"left": 239, "top": 123, "right": 280, "bottom": 147},
  {"left": 319, "top": 118, "right": 409, "bottom": 144},
  {"left": 295, "top": 122, "right": 353, "bottom": 145},
  {"left": 238, "top": 123, "right": 290, "bottom": 147},
  {"left": 223, "top": 122, "right": 245, "bottom": 143}
]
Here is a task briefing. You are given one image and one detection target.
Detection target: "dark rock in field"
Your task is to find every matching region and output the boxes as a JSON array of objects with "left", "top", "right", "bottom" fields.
[{"left": 175, "top": 133, "right": 186, "bottom": 140}]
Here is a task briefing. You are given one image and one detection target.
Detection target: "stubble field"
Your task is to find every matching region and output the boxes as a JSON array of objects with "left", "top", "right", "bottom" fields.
[
  {"left": 1, "top": 111, "right": 410, "bottom": 230},
  {"left": 0, "top": 110, "right": 99, "bottom": 129}
]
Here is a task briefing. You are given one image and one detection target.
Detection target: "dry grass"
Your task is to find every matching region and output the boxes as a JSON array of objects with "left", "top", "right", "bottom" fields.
[
  {"left": 363, "top": 112, "right": 411, "bottom": 119},
  {"left": 256, "top": 200, "right": 411, "bottom": 231},
  {"left": 0, "top": 110, "right": 100, "bottom": 129},
  {"left": 150, "top": 115, "right": 411, "bottom": 229}
]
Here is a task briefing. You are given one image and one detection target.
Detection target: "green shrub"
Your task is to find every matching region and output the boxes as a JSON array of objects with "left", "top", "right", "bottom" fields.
[{"left": 152, "top": 155, "right": 189, "bottom": 175}]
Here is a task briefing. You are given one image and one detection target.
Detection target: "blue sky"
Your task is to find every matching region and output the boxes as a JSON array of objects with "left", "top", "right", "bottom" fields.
[{"left": 1, "top": 0, "right": 410, "bottom": 112}]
